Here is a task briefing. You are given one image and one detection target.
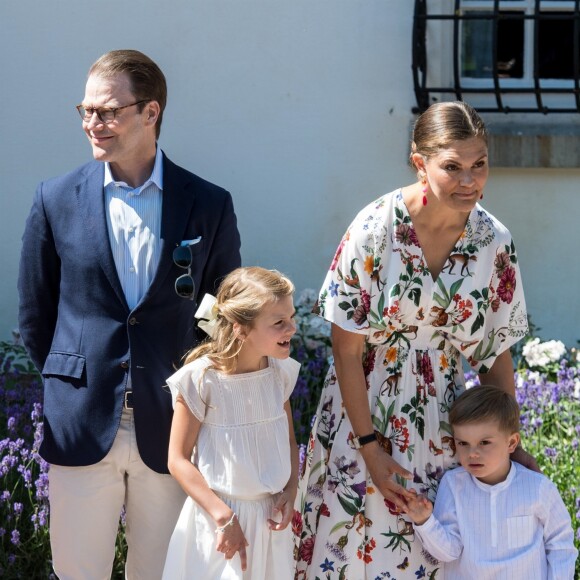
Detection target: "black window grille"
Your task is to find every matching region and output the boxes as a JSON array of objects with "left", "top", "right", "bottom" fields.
[{"left": 412, "top": 0, "right": 580, "bottom": 113}]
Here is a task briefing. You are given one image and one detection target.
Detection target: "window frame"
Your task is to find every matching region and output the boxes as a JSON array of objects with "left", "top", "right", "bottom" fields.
[{"left": 412, "top": 0, "right": 580, "bottom": 113}]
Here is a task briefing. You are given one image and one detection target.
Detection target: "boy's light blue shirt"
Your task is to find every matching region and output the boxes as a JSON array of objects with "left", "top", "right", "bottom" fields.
[{"left": 415, "top": 462, "right": 577, "bottom": 579}]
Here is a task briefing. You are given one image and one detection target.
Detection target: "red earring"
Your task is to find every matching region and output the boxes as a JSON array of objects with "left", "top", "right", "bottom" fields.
[
  {"left": 480, "top": 193, "right": 484, "bottom": 200},
  {"left": 421, "top": 176, "right": 428, "bottom": 206}
]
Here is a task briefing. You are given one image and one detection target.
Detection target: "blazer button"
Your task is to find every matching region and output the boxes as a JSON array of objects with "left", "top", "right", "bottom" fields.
[
  {"left": 120, "top": 361, "right": 129, "bottom": 369},
  {"left": 129, "top": 317, "right": 137, "bottom": 325}
]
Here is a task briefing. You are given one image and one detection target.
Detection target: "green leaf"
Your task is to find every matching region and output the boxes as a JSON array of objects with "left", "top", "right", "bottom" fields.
[
  {"left": 338, "top": 301, "right": 351, "bottom": 311},
  {"left": 416, "top": 416, "right": 425, "bottom": 439},
  {"left": 432, "top": 292, "right": 448, "bottom": 308},
  {"left": 390, "top": 283, "right": 401, "bottom": 297},
  {"left": 449, "top": 278, "right": 464, "bottom": 299},
  {"left": 329, "top": 520, "right": 352, "bottom": 535},
  {"left": 470, "top": 312, "right": 485, "bottom": 334},
  {"left": 436, "top": 278, "right": 450, "bottom": 302},
  {"left": 377, "top": 292, "right": 385, "bottom": 317},
  {"left": 375, "top": 397, "right": 388, "bottom": 418},
  {"left": 408, "top": 287, "right": 421, "bottom": 307},
  {"left": 439, "top": 421, "right": 453, "bottom": 435},
  {"left": 395, "top": 207, "right": 403, "bottom": 220},
  {"left": 337, "top": 493, "right": 361, "bottom": 517}
]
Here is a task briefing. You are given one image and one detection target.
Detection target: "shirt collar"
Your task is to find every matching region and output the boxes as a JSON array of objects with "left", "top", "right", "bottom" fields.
[
  {"left": 471, "top": 460, "right": 516, "bottom": 493},
  {"left": 104, "top": 147, "right": 164, "bottom": 194}
]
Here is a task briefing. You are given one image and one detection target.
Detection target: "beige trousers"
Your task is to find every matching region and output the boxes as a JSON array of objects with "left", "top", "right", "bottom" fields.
[{"left": 48, "top": 408, "right": 186, "bottom": 580}]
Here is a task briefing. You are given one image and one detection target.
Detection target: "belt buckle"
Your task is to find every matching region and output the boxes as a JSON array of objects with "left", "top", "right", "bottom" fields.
[{"left": 124, "top": 390, "right": 134, "bottom": 410}]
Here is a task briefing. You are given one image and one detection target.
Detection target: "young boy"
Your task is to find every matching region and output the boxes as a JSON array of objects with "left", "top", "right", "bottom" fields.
[{"left": 406, "top": 385, "right": 578, "bottom": 579}]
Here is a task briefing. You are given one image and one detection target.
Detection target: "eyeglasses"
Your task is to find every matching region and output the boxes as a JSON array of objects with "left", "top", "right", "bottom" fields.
[
  {"left": 75, "top": 100, "right": 149, "bottom": 124},
  {"left": 173, "top": 245, "right": 195, "bottom": 299}
]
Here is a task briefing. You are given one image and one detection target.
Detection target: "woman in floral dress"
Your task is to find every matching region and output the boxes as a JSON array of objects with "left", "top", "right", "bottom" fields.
[{"left": 294, "top": 102, "right": 536, "bottom": 579}]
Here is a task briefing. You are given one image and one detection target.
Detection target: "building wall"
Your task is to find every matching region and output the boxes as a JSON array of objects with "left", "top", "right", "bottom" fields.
[{"left": 1, "top": 0, "right": 578, "bottom": 347}]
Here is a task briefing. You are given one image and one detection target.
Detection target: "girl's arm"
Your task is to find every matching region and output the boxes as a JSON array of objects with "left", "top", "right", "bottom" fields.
[
  {"left": 478, "top": 349, "right": 539, "bottom": 471},
  {"left": 332, "top": 324, "right": 413, "bottom": 510},
  {"left": 168, "top": 395, "right": 248, "bottom": 569},
  {"left": 268, "top": 400, "right": 299, "bottom": 531}
]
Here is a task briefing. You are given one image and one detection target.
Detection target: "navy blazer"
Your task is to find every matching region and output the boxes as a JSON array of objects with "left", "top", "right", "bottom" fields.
[{"left": 18, "top": 153, "right": 241, "bottom": 473}]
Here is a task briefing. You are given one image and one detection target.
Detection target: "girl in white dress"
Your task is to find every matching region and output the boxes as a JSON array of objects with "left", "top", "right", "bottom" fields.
[{"left": 162, "top": 267, "right": 300, "bottom": 580}]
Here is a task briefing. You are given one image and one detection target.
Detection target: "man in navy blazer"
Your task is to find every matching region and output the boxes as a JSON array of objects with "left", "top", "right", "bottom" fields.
[{"left": 18, "top": 50, "right": 241, "bottom": 579}]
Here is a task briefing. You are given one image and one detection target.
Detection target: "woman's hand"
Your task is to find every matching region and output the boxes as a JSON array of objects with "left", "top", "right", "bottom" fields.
[
  {"left": 361, "top": 443, "right": 414, "bottom": 511},
  {"left": 215, "top": 514, "right": 249, "bottom": 571},
  {"left": 511, "top": 445, "right": 541, "bottom": 473},
  {"left": 268, "top": 486, "right": 297, "bottom": 531}
]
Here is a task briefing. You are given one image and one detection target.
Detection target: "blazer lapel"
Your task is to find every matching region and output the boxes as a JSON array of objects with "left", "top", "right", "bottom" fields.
[
  {"left": 138, "top": 154, "right": 196, "bottom": 305},
  {"left": 77, "top": 163, "right": 129, "bottom": 310}
]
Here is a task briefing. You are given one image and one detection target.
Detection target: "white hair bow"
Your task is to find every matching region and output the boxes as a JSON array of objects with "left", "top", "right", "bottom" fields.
[{"left": 195, "top": 294, "right": 219, "bottom": 338}]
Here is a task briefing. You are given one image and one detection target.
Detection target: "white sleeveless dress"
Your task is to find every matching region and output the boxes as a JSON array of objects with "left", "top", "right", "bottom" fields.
[{"left": 162, "top": 355, "right": 300, "bottom": 580}]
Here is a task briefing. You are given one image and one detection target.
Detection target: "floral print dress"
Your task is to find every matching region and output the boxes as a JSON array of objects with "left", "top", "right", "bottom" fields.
[{"left": 294, "top": 190, "right": 527, "bottom": 579}]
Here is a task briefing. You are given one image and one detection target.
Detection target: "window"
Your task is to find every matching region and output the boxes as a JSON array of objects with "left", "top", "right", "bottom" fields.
[{"left": 412, "top": 0, "right": 580, "bottom": 113}]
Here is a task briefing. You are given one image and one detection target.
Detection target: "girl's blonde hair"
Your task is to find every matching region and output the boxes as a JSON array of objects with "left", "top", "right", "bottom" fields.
[{"left": 185, "top": 266, "right": 294, "bottom": 374}]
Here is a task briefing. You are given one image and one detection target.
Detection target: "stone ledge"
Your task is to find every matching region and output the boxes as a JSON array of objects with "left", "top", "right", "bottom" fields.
[{"left": 486, "top": 123, "right": 580, "bottom": 168}]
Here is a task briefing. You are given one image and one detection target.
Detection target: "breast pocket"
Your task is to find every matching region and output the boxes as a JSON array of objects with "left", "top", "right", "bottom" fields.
[{"left": 506, "top": 515, "right": 535, "bottom": 549}]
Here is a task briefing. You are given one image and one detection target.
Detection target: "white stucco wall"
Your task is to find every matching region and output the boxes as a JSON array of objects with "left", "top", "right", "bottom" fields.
[{"left": 1, "top": 1, "right": 578, "bottom": 348}]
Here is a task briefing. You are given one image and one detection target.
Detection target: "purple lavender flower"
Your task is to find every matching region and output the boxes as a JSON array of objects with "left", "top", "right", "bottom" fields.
[{"left": 11, "top": 529, "right": 20, "bottom": 546}]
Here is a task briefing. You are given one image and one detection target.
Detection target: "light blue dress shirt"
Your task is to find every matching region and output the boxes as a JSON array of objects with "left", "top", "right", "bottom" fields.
[{"left": 104, "top": 148, "right": 164, "bottom": 311}]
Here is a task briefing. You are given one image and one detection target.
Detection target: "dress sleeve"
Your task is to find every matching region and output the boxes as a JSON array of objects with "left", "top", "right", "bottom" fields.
[
  {"left": 165, "top": 360, "right": 210, "bottom": 421},
  {"left": 316, "top": 204, "right": 379, "bottom": 336},
  {"left": 276, "top": 357, "right": 301, "bottom": 401},
  {"left": 458, "top": 234, "right": 528, "bottom": 373}
]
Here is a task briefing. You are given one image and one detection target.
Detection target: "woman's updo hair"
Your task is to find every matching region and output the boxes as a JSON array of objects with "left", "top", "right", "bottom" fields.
[
  {"left": 410, "top": 101, "right": 488, "bottom": 170},
  {"left": 184, "top": 266, "right": 294, "bottom": 375}
]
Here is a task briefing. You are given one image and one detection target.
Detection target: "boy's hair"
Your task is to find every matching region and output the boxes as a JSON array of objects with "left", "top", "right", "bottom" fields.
[
  {"left": 449, "top": 385, "right": 520, "bottom": 434},
  {"left": 184, "top": 266, "right": 294, "bottom": 375}
]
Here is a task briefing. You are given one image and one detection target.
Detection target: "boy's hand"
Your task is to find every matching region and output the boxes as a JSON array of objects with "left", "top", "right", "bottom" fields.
[
  {"left": 267, "top": 487, "right": 296, "bottom": 531},
  {"left": 405, "top": 489, "right": 433, "bottom": 526}
]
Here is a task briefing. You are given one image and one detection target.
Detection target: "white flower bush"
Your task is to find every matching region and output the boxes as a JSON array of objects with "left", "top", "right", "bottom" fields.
[{"left": 522, "top": 337, "right": 567, "bottom": 369}]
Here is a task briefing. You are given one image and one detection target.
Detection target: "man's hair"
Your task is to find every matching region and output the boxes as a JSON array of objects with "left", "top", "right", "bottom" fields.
[
  {"left": 449, "top": 385, "right": 520, "bottom": 434},
  {"left": 88, "top": 49, "right": 167, "bottom": 139}
]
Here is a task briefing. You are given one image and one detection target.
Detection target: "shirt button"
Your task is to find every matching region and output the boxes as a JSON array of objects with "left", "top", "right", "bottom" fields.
[
  {"left": 120, "top": 361, "right": 129, "bottom": 369},
  {"left": 129, "top": 317, "right": 137, "bottom": 325},
  {"left": 128, "top": 227, "right": 134, "bottom": 233},
  {"left": 129, "top": 267, "right": 135, "bottom": 273}
]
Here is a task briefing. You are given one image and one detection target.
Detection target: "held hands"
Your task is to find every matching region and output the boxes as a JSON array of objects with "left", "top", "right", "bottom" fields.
[
  {"left": 405, "top": 489, "right": 433, "bottom": 526},
  {"left": 267, "top": 486, "right": 297, "bottom": 531},
  {"left": 215, "top": 513, "right": 249, "bottom": 571},
  {"left": 361, "top": 443, "right": 415, "bottom": 511}
]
